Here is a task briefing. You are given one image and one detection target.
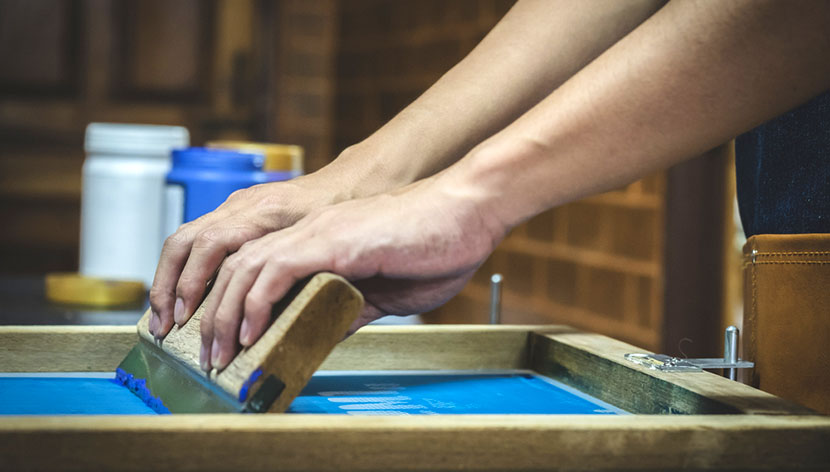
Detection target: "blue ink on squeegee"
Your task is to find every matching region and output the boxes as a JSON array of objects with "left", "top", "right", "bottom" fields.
[
  {"left": 113, "top": 368, "right": 171, "bottom": 414},
  {"left": 238, "top": 368, "right": 263, "bottom": 401}
]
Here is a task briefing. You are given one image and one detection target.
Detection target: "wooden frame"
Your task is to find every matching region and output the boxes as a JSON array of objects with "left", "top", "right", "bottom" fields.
[{"left": 1, "top": 325, "right": 827, "bottom": 471}]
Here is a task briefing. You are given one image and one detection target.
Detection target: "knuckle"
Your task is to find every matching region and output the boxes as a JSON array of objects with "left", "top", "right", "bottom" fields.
[
  {"left": 226, "top": 187, "right": 252, "bottom": 204},
  {"left": 149, "top": 282, "right": 175, "bottom": 305},
  {"left": 254, "top": 190, "right": 281, "bottom": 211},
  {"left": 164, "top": 224, "right": 195, "bottom": 249},
  {"left": 226, "top": 248, "right": 258, "bottom": 273},
  {"left": 193, "top": 229, "right": 224, "bottom": 248},
  {"left": 200, "top": 314, "right": 214, "bottom": 339},
  {"left": 175, "top": 274, "right": 202, "bottom": 298},
  {"left": 223, "top": 253, "right": 244, "bottom": 272},
  {"left": 236, "top": 239, "right": 258, "bottom": 255},
  {"left": 244, "top": 292, "right": 268, "bottom": 318},
  {"left": 212, "top": 313, "right": 236, "bottom": 341},
  {"left": 148, "top": 286, "right": 168, "bottom": 305}
]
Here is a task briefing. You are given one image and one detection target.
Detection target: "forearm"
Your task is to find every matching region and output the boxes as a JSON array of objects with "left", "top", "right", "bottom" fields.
[
  {"left": 319, "top": 0, "right": 666, "bottom": 201},
  {"left": 446, "top": 0, "right": 830, "bottom": 231}
]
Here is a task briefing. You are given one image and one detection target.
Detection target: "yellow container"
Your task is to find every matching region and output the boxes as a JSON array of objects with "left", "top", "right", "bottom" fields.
[
  {"left": 45, "top": 273, "right": 145, "bottom": 308},
  {"left": 206, "top": 141, "right": 304, "bottom": 175}
]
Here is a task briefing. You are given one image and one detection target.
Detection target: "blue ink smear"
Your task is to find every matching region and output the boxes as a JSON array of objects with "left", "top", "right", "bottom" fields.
[
  {"left": 287, "top": 372, "right": 626, "bottom": 415},
  {"left": 238, "top": 368, "right": 263, "bottom": 402},
  {"left": 0, "top": 374, "right": 160, "bottom": 415},
  {"left": 113, "top": 368, "right": 171, "bottom": 414}
]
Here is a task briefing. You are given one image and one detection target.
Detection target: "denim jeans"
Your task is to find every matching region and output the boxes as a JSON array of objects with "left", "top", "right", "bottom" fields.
[{"left": 736, "top": 90, "right": 830, "bottom": 237}]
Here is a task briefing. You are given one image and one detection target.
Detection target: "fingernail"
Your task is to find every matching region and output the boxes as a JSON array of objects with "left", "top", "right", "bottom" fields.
[
  {"left": 149, "top": 312, "right": 158, "bottom": 334},
  {"left": 200, "top": 343, "right": 209, "bottom": 371},
  {"left": 239, "top": 319, "right": 250, "bottom": 346},
  {"left": 173, "top": 298, "right": 185, "bottom": 325},
  {"left": 211, "top": 339, "right": 222, "bottom": 369}
]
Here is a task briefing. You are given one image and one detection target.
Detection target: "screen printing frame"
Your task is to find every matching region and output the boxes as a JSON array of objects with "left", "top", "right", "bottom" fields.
[{"left": 0, "top": 324, "right": 827, "bottom": 471}]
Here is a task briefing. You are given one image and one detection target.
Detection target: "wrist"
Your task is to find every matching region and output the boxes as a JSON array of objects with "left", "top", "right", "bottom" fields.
[
  {"left": 439, "top": 138, "right": 553, "bottom": 234},
  {"left": 251, "top": 135, "right": 424, "bottom": 226},
  {"left": 321, "top": 142, "right": 404, "bottom": 199},
  {"left": 429, "top": 150, "right": 519, "bottom": 247},
  {"left": 320, "top": 104, "right": 474, "bottom": 201}
]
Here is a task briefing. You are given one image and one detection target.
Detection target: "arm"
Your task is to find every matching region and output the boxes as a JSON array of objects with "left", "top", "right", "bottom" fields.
[
  {"left": 452, "top": 0, "right": 830, "bottom": 230},
  {"left": 196, "top": 0, "right": 830, "bottom": 369},
  {"left": 149, "top": 0, "right": 665, "bottom": 337},
  {"left": 320, "top": 0, "right": 668, "bottom": 199}
]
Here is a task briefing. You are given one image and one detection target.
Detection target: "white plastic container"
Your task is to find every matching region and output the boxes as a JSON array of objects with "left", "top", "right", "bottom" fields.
[{"left": 80, "top": 123, "right": 189, "bottom": 287}]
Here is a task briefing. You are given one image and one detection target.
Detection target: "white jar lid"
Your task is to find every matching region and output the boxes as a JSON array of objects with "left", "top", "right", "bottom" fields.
[{"left": 85, "top": 123, "right": 190, "bottom": 156}]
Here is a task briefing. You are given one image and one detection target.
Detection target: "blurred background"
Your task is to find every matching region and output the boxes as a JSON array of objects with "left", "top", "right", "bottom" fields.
[{"left": 0, "top": 0, "right": 744, "bottom": 356}]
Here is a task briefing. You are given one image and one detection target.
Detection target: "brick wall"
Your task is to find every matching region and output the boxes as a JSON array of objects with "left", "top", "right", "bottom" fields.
[{"left": 330, "top": 0, "right": 665, "bottom": 350}]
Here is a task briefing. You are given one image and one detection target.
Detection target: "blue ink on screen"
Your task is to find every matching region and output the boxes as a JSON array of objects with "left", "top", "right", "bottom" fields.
[
  {"left": 287, "top": 371, "right": 626, "bottom": 415},
  {"left": 0, "top": 373, "right": 159, "bottom": 415},
  {"left": 1, "top": 370, "right": 625, "bottom": 416}
]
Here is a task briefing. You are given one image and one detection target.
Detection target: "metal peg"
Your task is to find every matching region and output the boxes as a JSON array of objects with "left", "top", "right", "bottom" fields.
[
  {"left": 724, "top": 325, "right": 739, "bottom": 380},
  {"left": 489, "top": 274, "right": 503, "bottom": 325}
]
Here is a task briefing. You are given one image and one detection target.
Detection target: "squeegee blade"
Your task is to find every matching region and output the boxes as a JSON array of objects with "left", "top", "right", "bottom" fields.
[{"left": 116, "top": 339, "right": 241, "bottom": 414}]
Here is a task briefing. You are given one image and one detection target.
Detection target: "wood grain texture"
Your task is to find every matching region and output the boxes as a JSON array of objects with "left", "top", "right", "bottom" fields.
[
  {"left": 530, "top": 330, "right": 815, "bottom": 416},
  {"left": 2, "top": 325, "right": 829, "bottom": 470},
  {"left": 320, "top": 324, "right": 557, "bottom": 371},
  {"left": 0, "top": 415, "right": 828, "bottom": 471},
  {"left": 0, "top": 326, "right": 134, "bottom": 372},
  {"left": 0, "top": 325, "right": 539, "bottom": 373},
  {"left": 136, "top": 272, "right": 363, "bottom": 412}
]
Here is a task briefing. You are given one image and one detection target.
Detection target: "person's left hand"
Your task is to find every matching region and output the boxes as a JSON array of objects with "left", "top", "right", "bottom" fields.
[{"left": 196, "top": 177, "right": 507, "bottom": 371}]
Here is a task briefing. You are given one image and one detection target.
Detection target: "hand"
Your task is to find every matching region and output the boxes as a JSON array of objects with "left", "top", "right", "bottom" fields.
[
  {"left": 198, "top": 177, "right": 506, "bottom": 371},
  {"left": 148, "top": 177, "right": 332, "bottom": 339}
]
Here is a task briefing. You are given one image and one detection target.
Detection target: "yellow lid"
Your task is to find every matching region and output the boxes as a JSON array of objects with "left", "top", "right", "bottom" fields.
[
  {"left": 45, "top": 273, "right": 145, "bottom": 308},
  {"left": 206, "top": 141, "right": 304, "bottom": 173}
]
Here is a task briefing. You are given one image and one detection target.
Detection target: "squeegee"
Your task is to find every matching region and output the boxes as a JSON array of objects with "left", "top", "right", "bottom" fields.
[{"left": 115, "top": 273, "right": 363, "bottom": 413}]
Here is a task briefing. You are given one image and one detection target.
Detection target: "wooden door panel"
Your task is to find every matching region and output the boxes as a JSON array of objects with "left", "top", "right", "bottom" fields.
[
  {"left": 111, "top": 0, "right": 215, "bottom": 102},
  {"left": 0, "top": 0, "right": 81, "bottom": 97}
]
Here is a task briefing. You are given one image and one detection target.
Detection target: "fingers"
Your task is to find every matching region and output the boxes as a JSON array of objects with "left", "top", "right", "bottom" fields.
[
  {"left": 174, "top": 225, "right": 261, "bottom": 329},
  {"left": 149, "top": 182, "right": 312, "bottom": 341},
  {"left": 240, "top": 232, "right": 337, "bottom": 347},
  {"left": 240, "top": 262, "right": 302, "bottom": 347},
  {"left": 199, "top": 230, "right": 333, "bottom": 371},
  {"left": 198, "top": 243, "right": 279, "bottom": 371},
  {"left": 209, "top": 261, "right": 262, "bottom": 370},
  {"left": 149, "top": 223, "right": 199, "bottom": 338},
  {"left": 198, "top": 265, "right": 232, "bottom": 371}
]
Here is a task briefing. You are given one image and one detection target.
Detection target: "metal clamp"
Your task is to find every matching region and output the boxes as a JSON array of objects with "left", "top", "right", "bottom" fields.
[{"left": 625, "top": 326, "right": 754, "bottom": 377}]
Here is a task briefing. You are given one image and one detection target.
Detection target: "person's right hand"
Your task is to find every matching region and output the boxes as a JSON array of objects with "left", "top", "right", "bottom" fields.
[{"left": 148, "top": 177, "right": 332, "bottom": 338}]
